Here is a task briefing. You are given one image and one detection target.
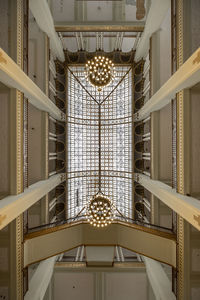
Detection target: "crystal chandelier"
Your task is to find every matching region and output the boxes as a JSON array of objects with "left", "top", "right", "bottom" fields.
[
  {"left": 87, "top": 193, "right": 115, "bottom": 227},
  {"left": 85, "top": 56, "right": 115, "bottom": 91}
]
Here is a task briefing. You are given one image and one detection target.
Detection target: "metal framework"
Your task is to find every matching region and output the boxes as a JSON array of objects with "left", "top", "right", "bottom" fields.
[{"left": 67, "top": 65, "right": 133, "bottom": 219}]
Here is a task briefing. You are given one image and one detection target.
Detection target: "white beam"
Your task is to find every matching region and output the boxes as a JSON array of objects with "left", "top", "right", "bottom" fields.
[
  {"left": 134, "top": 173, "right": 200, "bottom": 231},
  {"left": 29, "top": 0, "right": 65, "bottom": 61},
  {"left": 143, "top": 257, "right": 176, "bottom": 300},
  {"left": 135, "top": 47, "right": 200, "bottom": 121},
  {"left": 0, "top": 48, "right": 65, "bottom": 121},
  {"left": 135, "top": 0, "right": 170, "bottom": 62},
  {"left": 24, "top": 256, "right": 57, "bottom": 300},
  {"left": 0, "top": 173, "right": 65, "bottom": 230}
]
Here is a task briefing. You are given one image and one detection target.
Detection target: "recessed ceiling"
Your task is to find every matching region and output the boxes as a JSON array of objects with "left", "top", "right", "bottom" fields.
[{"left": 51, "top": 0, "right": 147, "bottom": 23}]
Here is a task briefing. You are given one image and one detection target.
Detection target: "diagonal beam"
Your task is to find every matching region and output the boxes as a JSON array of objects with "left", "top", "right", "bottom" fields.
[
  {"left": 135, "top": 0, "right": 170, "bottom": 61},
  {"left": 29, "top": 0, "right": 65, "bottom": 61},
  {"left": 100, "top": 67, "right": 132, "bottom": 105},
  {"left": 135, "top": 47, "right": 200, "bottom": 121},
  {"left": 67, "top": 66, "right": 99, "bottom": 104},
  {"left": 0, "top": 174, "right": 66, "bottom": 230},
  {"left": 134, "top": 173, "right": 200, "bottom": 231},
  {"left": 67, "top": 66, "right": 132, "bottom": 106},
  {"left": 0, "top": 48, "right": 65, "bottom": 121},
  {"left": 24, "top": 256, "right": 57, "bottom": 300}
]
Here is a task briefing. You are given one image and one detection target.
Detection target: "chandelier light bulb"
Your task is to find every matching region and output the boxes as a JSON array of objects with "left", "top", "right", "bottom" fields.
[
  {"left": 86, "top": 193, "right": 115, "bottom": 228},
  {"left": 85, "top": 56, "right": 115, "bottom": 91}
]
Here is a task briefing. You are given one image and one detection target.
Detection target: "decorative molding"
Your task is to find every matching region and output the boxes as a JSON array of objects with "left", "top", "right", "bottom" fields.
[
  {"left": 0, "top": 215, "right": 6, "bottom": 224},
  {"left": 193, "top": 51, "right": 200, "bottom": 64},
  {"left": 16, "top": 0, "right": 24, "bottom": 299},
  {"left": 176, "top": 90, "right": 184, "bottom": 194},
  {"left": 176, "top": 0, "right": 185, "bottom": 299},
  {"left": 64, "top": 50, "right": 135, "bottom": 65},
  {"left": 194, "top": 215, "right": 200, "bottom": 226},
  {"left": 0, "top": 51, "right": 7, "bottom": 64},
  {"left": 55, "top": 23, "right": 145, "bottom": 33}
]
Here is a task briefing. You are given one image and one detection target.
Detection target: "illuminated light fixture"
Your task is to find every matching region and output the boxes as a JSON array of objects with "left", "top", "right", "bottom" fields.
[
  {"left": 85, "top": 56, "right": 115, "bottom": 91},
  {"left": 87, "top": 193, "right": 115, "bottom": 227}
]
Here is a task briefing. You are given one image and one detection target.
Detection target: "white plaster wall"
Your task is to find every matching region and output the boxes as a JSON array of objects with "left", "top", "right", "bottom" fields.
[
  {"left": 28, "top": 14, "right": 46, "bottom": 93},
  {"left": 28, "top": 104, "right": 43, "bottom": 185},
  {"left": 159, "top": 8, "right": 171, "bottom": 87},
  {"left": 158, "top": 103, "right": 172, "bottom": 184},
  {"left": 53, "top": 271, "right": 147, "bottom": 300},
  {"left": 54, "top": 272, "right": 94, "bottom": 300},
  {"left": 105, "top": 272, "right": 147, "bottom": 300}
]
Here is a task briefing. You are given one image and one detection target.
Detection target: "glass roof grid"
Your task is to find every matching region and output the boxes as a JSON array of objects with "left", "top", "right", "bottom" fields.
[{"left": 67, "top": 65, "right": 133, "bottom": 220}]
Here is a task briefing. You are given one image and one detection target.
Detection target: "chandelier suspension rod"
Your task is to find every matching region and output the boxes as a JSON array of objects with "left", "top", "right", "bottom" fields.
[
  {"left": 100, "top": 67, "right": 132, "bottom": 105},
  {"left": 98, "top": 104, "right": 102, "bottom": 193},
  {"left": 67, "top": 66, "right": 99, "bottom": 104}
]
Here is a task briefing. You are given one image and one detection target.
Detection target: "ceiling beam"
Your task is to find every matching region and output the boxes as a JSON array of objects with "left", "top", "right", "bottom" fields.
[
  {"left": 55, "top": 22, "right": 145, "bottom": 32},
  {"left": 135, "top": 47, "right": 200, "bottom": 121},
  {"left": 62, "top": 34, "right": 137, "bottom": 38},
  {"left": 54, "top": 262, "right": 146, "bottom": 272},
  {"left": 134, "top": 173, "right": 200, "bottom": 231},
  {"left": 0, "top": 173, "right": 66, "bottom": 230},
  {"left": 0, "top": 48, "right": 65, "bottom": 121}
]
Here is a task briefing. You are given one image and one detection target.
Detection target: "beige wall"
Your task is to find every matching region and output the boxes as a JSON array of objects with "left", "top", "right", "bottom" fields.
[
  {"left": 53, "top": 271, "right": 147, "bottom": 300},
  {"left": 0, "top": 85, "right": 10, "bottom": 197},
  {"left": 28, "top": 104, "right": 43, "bottom": 185},
  {"left": 190, "top": 86, "right": 200, "bottom": 197}
]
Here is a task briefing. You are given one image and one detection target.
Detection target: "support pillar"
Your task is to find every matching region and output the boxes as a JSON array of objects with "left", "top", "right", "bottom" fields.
[
  {"left": 0, "top": 173, "right": 66, "bottom": 230},
  {"left": 24, "top": 256, "right": 57, "bottom": 300},
  {"left": 143, "top": 257, "right": 176, "bottom": 300},
  {"left": 135, "top": 0, "right": 170, "bottom": 62},
  {"left": 29, "top": 0, "right": 64, "bottom": 61}
]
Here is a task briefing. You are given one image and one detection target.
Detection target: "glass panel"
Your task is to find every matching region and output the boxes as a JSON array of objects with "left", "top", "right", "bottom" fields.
[{"left": 67, "top": 66, "right": 133, "bottom": 219}]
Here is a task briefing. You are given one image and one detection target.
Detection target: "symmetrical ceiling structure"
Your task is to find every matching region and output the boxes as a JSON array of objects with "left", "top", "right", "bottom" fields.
[{"left": 2, "top": 0, "right": 200, "bottom": 299}]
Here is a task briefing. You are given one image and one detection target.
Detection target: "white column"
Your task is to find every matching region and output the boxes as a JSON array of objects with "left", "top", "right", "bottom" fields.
[
  {"left": 0, "top": 48, "right": 65, "bottom": 121},
  {"left": 135, "top": 173, "right": 200, "bottom": 231},
  {"left": 143, "top": 257, "right": 176, "bottom": 300},
  {"left": 135, "top": 0, "right": 170, "bottom": 62},
  {"left": 29, "top": 0, "right": 65, "bottom": 62},
  {"left": 135, "top": 47, "right": 200, "bottom": 121},
  {"left": 24, "top": 256, "right": 57, "bottom": 300},
  {"left": 0, "top": 173, "right": 66, "bottom": 230}
]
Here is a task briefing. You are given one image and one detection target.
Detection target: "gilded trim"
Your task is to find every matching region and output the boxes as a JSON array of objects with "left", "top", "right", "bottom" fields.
[
  {"left": 0, "top": 51, "right": 7, "bottom": 64},
  {"left": 176, "top": 0, "right": 185, "bottom": 298},
  {"left": 24, "top": 220, "right": 176, "bottom": 241},
  {"left": 16, "top": 0, "right": 24, "bottom": 299},
  {"left": 55, "top": 24, "right": 144, "bottom": 33},
  {"left": 192, "top": 50, "right": 200, "bottom": 64}
]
